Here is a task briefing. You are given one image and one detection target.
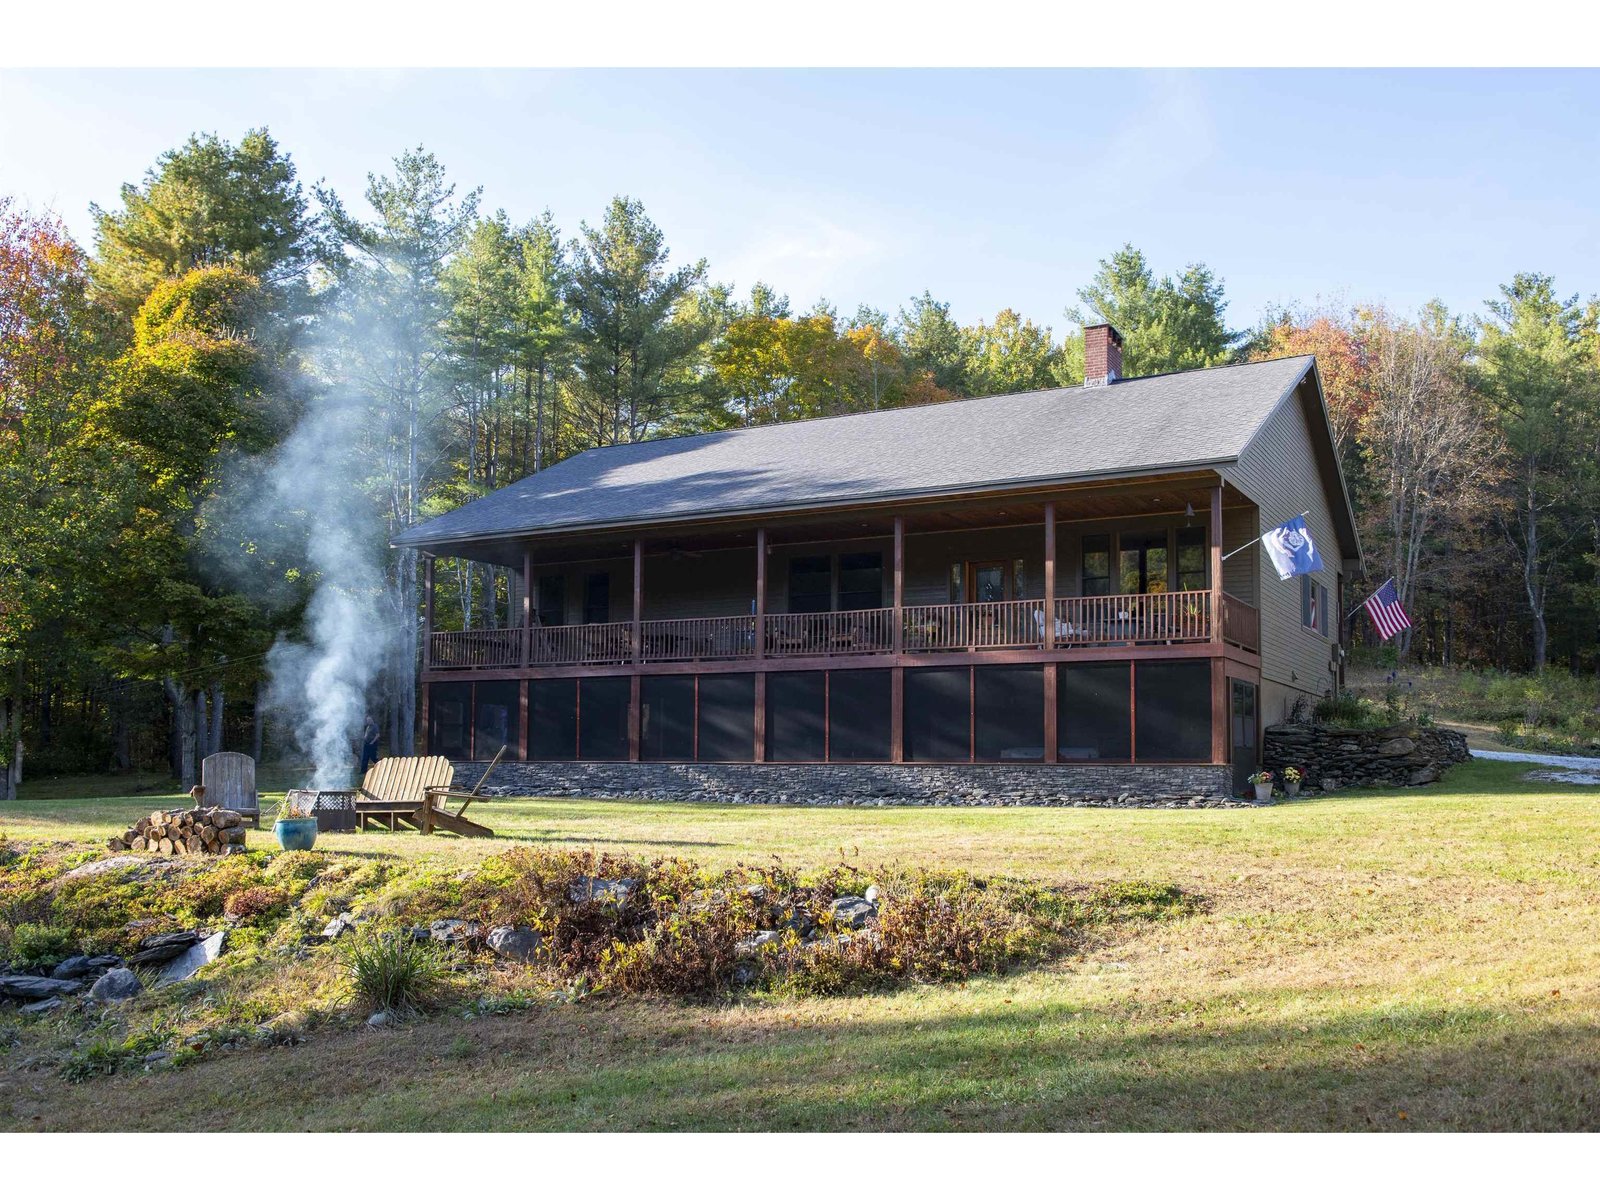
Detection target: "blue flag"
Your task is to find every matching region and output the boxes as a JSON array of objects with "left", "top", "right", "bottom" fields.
[{"left": 1262, "top": 515, "right": 1324, "bottom": 580}]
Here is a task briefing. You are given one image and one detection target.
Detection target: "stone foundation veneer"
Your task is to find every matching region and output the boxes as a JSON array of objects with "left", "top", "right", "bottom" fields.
[{"left": 450, "top": 760, "right": 1246, "bottom": 809}]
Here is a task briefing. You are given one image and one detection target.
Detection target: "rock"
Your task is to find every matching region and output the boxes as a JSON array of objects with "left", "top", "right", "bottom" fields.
[
  {"left": 1376, "top": 737, "right": 1417, "bottom": 757},
  {"left": 19, "top": 997, "right": 63, "bottom": 1016},
  {"left": 429, "top": 919, "right": 483, "bottom": 945},
  {"left": 864, "top": 885, "right": 881, "bottom": 904},
  {"left": 51, "top": 956, "right": 92, "bottom": 980},
  {"left": 126, "top": 930, "right": 201, "bottom": 967},
  {"left": 568, "top": 877, "right": 637, "bottom": 905},
  {"left": 486, "top": 925, "right": 543, "bottom": 962},
  {"left": 1407, "top": 766, "right": 1441, "bottom": 786},
  {"left": 782, "top": 909, "right": 816, "bottom": 937},
  {"left": 89, "top": 968, "right": 142, "bottom": 1002},
  {"left": 1, "top": 975, "right": 84, "bottom": 1001},
  {"left": 367, "top": 1010, "right": 393, "bottom": 1028},
  {"left": 830, "top": 896, "right": 877, "bottom": 929},
  {"left": 142, "top": 1051, "right": 170, "bottom": 1065},
  {"left": 321, "top": 912, "right": 356, "bottom": 940},
  {"left": 735, "top": 930, "right": 781, "bottom": 957},
  {"left": 59, "top": 855, "right": 146, "bottom": 881},
  {"left": 408, "top": 926, "right": 432, "bottom": 942},
  {"left": 158, "top": 930, "right": 226, "bottom": 984}
]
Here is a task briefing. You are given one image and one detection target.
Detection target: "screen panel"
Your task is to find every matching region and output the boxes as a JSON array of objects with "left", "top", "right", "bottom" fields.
[
  {"left": 578, "top": 676, "right": 630, "bottom": 761},
  {"left": 529, "top": 678, "right": 578, "bottom": 761},
  {"left": 697, "top": 673, "right": 755, "bottom": 762},
  {"left": 1134, "top": 660, "right": 1212, "bottom": 762},
  {"left": 904, "top": 667, "right": 971, "bottom": 761},
  {"left": 1058, "top": 662, "right": 1131, "bottom": 761},
  {"left": 974, "top": 666, "right": 1044, "bottom": 761},
  {"left": 428, "top": 682, "right": 471, "bottom": 760},
  {"left": 641, "top": 675, "right": 695, "bottom": 761},
  {"left": 827, "top": 669, "right": 893, "bottom": 761},
  {"left": 472, "top": 680, "right": 519, "bottom": 761},
  {"left": 767, "top": 672, "right": 827, "bottom": 762}
]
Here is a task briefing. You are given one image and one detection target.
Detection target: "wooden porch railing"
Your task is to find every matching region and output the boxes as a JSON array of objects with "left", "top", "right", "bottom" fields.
[
  {"left": 427, "top": 589, "right": 1254, "bottom": 669},
  {"left": 428, "top": 628, "right": 524, "bottom": 669},
  {"left": 528, "top": 621, "right": 632, "bottom": 666},
  {"left": 638, "top": 615, "right": 756, "bottom": 663},
  {"left": 1220, "top": 592, "right": 1260, "bottom": 652},
  {"left": 1053, "top": 590, "right": 1213, "bottom": 645},
  {"left": 901, "top": 599, "right": 1042, "bottom": 652},
  {"left": 765, "top": 608, "right": 897, "bottom": 657}
]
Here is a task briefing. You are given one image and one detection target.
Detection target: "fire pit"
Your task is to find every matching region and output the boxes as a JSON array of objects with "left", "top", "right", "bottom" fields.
[{"left": 284, "top": 788, "right": 358, "bottom": 833}]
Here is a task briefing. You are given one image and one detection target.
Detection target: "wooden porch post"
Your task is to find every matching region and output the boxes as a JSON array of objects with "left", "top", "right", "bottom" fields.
[
  {"left": 422, "top": 554, "right": 435, "bottom": 671},
  {"left": 1210, "top": 483, "right": 1224, "bottom": 644},
  {"left": 521, "top": 548, "right": 532, "bottom": 668},
  {"left": 754, "top": 529, "right": 767, "bottom": 763},
  {"left": 1043, "top": 501, "right": 1057, "bottom": 762},
  {"left": 518, "top": 680, "right": 529, "bottom": 762},
  {"left": 1211, "top": 657, "right": 1228, "bottom": 766},
  {"left": 892, "top": 517, "right": 905, "bottom": 654},
  {"left": 630, "top": 538, "right": 643, "bottom": 762}
]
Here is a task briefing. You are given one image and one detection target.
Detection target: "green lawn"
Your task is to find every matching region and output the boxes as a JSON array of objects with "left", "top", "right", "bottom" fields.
[{"left": 5, "top": 758, "right": 1600, "bottom": 1131}]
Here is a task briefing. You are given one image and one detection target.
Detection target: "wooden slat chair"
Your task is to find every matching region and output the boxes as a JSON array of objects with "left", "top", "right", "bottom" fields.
[
  {"left": 200, "top": 752, "right": 261, "bottom": 827},
  {"left": 420, "top": 747, "right": 503, "bottom": 838},
  {"left": 354, "top": 756, "right": 454, "bottom": 832}
]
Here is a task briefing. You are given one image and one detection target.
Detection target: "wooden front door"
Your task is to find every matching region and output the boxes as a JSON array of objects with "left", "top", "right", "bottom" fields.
[{"left": 967, "top": 561, "right": 1011, "bottom": 604}]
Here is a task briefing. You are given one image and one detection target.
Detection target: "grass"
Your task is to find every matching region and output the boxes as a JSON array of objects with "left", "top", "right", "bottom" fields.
[
  {"left": 5, "top": 757, "right": 1600, "bottom": 1130},
  {"left": 1348, "top": 663, "right": 1600, "bottom": 756}
]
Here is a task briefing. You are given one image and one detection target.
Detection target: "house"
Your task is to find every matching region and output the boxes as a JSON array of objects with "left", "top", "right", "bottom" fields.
[{"left": 396, "top": 325, "right": 1361, "bottom": 802}]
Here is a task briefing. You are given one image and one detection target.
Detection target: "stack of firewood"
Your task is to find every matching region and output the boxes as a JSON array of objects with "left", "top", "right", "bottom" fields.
[{"left": 107, "top": 807, "right": 248, "bottom": 856}]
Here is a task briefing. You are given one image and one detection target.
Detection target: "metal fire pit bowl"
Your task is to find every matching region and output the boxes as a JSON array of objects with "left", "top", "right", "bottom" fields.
[{"left": 285, "top": 788, "right": 359, "bottom": 833}]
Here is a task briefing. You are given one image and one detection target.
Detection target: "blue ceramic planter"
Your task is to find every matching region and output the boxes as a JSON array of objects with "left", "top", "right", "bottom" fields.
[{"left": 274, "top": 816, "right": 318, "bottom": 851}]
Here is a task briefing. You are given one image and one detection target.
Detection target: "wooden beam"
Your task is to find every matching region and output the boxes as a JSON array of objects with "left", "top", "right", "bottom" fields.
[
  {"left": 1211, "top": 483, "right": 1224, "bottom": 644},
  {"left": 521, "top": 548, "right": 531, "bottom": 668},
  {"left": 518, "top": 680, "right": 529, "bottom": 762},
  {"left": 631, "top": 538, "right": 643, "bottom": 665},
  {"left": 890, "top": 666, "right": 904, "bottom": 763},
  {"left": 892, "top": 516, "right": 905, "bottom": 654},
  {"left": 755, "top": 528, "right": 767, "bottom": 662},
  {"left": 422, "top": 554, "right": 435, "bottom": 671},
  {"left": 1043, "top": 501, "right": 1056, "bottom": 651},
  {"left": 1211, "top": 657, "right": 1228, "bottom": 765},
  {"left": 753, "top": 672, "right": 767, "bottom": 763},
  {"left": 629, "top": 674, "right": 641, "bottom": 762}
]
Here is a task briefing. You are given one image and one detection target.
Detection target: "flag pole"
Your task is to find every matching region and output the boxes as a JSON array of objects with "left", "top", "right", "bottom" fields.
[{"left": 1220, "top": 511, "right": 1311, "bottom": 562}]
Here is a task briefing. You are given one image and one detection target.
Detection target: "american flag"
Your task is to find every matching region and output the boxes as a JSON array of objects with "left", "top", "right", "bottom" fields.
[{"left": 1362, "top": 578, "right": 1412, "bottom": 641}]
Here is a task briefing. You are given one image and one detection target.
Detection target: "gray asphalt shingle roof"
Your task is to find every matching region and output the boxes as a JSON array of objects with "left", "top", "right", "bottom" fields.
[{"left": 395, "top": 355, "right": 1316, "bottom": 548}]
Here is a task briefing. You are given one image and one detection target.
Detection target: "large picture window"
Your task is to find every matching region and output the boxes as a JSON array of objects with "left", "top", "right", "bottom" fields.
[
  {"left": 536, "top": 574, "right": 565, "bottom": 627},
  {"left": 837, "top": 552, "right": 884, "bottom": 610},
  {"left": 788, "top": 556, "right": 832, "bottom": 614}
]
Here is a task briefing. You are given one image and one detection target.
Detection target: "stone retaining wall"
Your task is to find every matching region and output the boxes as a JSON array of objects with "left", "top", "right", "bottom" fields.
[
  {"left": 1263, "top": 723, "right": 1470, "bottom": 790},
  {"left": 452, "top": 760, "right": 1246, "bottom": 809}
]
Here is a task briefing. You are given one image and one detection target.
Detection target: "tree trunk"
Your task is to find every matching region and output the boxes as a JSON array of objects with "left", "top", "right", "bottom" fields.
[
  {"left": 0, "top": 697, "right": 14, "bottom": 802},
  {"left": 164, "top": 676, "right": 197, "bottom": 788},
  {"left": 252, "top": 683, "right": 265, "bottom": 763},
  {"left": 209, "top": 682, "right": 224, "bottom": 754}
]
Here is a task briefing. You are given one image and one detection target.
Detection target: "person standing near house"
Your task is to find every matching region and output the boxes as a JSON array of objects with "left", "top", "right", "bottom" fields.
[{"left": 357, "top": 715, "right": 381, "bottom": 775}]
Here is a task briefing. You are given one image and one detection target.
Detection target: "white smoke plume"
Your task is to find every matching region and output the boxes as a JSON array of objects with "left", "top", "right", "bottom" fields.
[{"left": 259, "top": 389, "right": 391, "bottom": 788}]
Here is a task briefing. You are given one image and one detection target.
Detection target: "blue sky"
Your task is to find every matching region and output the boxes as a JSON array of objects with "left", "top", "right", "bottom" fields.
[{"left": 2, "top": 68, "right": 1596, "bottom": 332}]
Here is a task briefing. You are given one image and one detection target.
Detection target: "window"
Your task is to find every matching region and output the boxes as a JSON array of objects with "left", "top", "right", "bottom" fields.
[
  {"left": 1301, "top": 576, "right": 1330, "bottom": 636},
  {"left": 837, "top": 552, "right": 884, "bottom": 610},
  {"left": 1120, "top": 532, "right": 1169, "bottom": 594},
  {"left": 536, "top": 574, "right": 565, "bottom": 627},
  {"left": 1177, "top": 527, "right": 1208, "bottom": 591},
  {"left": 788, "top": 555, "right": 832, "bottom": 614},
  {"left": 1081, "top": 534, "right": 1112, "bottom": 597},
  {"left": 583, "top": 572, "right": 610, "bottom": 625}
]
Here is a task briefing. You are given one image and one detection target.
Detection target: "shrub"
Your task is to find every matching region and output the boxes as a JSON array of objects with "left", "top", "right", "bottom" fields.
[
  {"left": 1314, "top": 691, "right": 1369, "bottom": 726},
  {"left": 339, "top": 929, "right": 446, "bottom": 1015},
  {"left": 222, "top": 886, "right": 289, "bottom": 922},
  {"left": 6, "top": 922, "right": 74, "bottom": 968}
]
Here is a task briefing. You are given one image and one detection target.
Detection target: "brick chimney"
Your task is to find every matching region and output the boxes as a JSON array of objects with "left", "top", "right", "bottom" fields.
[{"left": 1083, "top": 323, "right": 1124, "bottom": 387}]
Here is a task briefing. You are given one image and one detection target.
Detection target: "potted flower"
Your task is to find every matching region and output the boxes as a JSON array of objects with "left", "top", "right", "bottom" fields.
[
  {"left": 273, "top": 796, "right": 319, "bottom": 852},
  {"left": 1282, "top": 766, "right": 1304, "bottom": 798},
  {"left": 1247, "top": 770, "right": 1274, "bottom": 803}
]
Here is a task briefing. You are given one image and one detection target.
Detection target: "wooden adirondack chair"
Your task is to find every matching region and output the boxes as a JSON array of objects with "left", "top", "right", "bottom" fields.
[
  {"left": 201, "top": 752, "right": 261, "bottom": 827},
  {"left": 354, "top": 756, "right": 455, "bottom": 832},
  {"left": 420, "top": 747, "right": 503, "bottom": 838}
]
